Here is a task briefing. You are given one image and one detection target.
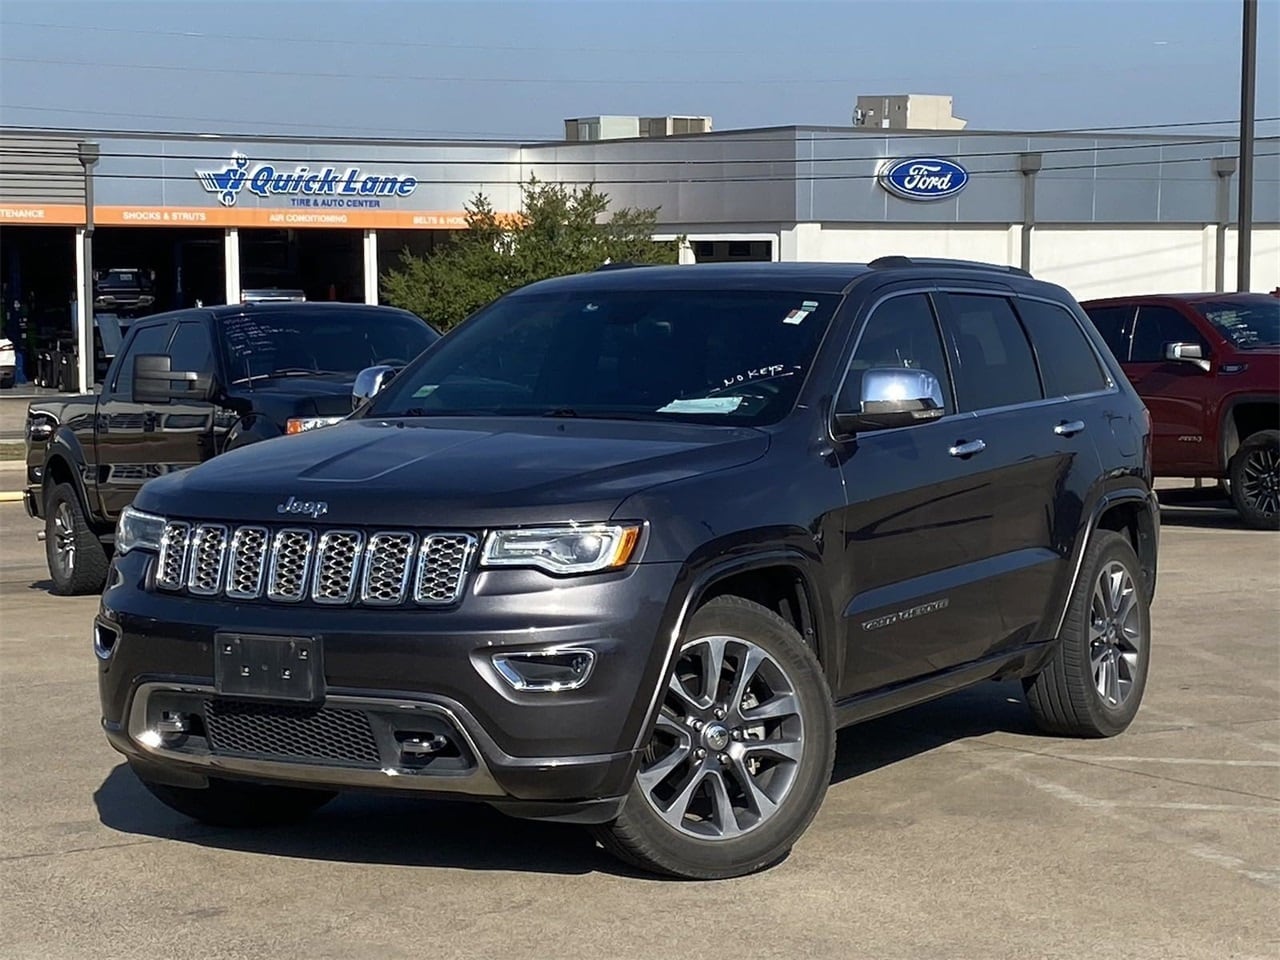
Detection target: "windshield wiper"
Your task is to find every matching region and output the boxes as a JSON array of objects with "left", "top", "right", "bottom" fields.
[{"left": 542, "top": 407, "right": 579, "bottom": 417}]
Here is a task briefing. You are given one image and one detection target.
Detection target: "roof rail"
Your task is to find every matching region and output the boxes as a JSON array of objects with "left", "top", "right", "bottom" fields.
[
  {"left": 867, "top": 256, "right": 1032, "bottom": 278},
  {"left": 593, "top": 261, "right": 646, "bottom": 271}
]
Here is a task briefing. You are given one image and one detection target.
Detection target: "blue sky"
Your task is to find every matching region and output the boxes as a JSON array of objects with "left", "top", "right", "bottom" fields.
[{"left": 0, "top": 0, "right": 1276, "bottom": 139}]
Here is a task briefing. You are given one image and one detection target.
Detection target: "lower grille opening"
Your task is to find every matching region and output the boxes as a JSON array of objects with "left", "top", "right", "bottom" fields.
[{"left": 204, "top": 699, "right": 382, "bottom": 768}]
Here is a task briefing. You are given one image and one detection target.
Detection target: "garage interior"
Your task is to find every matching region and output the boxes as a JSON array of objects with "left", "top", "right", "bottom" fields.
[
  {"left": 240, "top": 228, "right": 364, "bottom": 303},
  {"left": 1, "top": 225, "right": 78, "bottom": 386}
]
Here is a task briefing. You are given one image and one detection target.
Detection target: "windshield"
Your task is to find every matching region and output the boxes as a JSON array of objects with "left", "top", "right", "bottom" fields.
[
  {"left": 365, "top": 288, "right": 838, "bottom": 426},
  {"left": 220, "top": 307, "right": 438, "bottom": 383},
  {"left": 1197, "top": 297, "right": 1280, "bottom": 349}
]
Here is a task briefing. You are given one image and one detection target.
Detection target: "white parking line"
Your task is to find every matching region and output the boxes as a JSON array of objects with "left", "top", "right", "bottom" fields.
[
  {"left": 1069, "top": 756, "right": 1280, "bottom": 768},
  {"left": 1003, "top": 766, "right": 1280, "bottom": 888}
]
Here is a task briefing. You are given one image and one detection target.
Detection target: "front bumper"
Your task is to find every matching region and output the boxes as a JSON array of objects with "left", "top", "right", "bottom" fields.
[{"left": 98, "top": 551, "right": 685, "bottom": 819}]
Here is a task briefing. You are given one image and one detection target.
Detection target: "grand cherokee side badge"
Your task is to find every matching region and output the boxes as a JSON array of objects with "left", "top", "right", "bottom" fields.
[
  {"left": 276, "top": 496, "right": 329, "bottom": 519},
  {"left": 862, "top": 598, "right": 950, "bottom": 631}
]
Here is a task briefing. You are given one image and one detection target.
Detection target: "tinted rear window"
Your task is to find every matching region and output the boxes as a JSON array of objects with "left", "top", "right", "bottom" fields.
[{"left": 1016, "top": 299, "right": 1110, "bottom": 397}]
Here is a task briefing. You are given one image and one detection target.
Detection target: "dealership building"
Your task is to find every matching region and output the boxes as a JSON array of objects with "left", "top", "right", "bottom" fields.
[{"left": 1, "top": 123, "right": 1277, "bottom": 391}]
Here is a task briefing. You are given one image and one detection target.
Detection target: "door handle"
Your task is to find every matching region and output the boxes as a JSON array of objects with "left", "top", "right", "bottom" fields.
[
  {"left": 948, "top": 438, "right": 986, "bottom": 458},
  {"left": 1054, "top": 420, "right": 1086, "bottom": 437}
]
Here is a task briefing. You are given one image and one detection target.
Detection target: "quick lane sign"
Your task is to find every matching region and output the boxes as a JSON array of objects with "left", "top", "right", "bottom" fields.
[{"left": 196, "top": 153, "right": 420, "bottom": 208}]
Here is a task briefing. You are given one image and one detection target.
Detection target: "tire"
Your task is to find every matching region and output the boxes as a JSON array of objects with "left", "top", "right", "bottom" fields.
[
  {"left": 1229, "top": 429, "right": 1280, "bottom": 530},
  {"left": 593, "top": 596, "right": 835, "bottom": 879},
  {"left": 44, "top": 483, "right": 110, "bottom": 596},
  {"left": 134, "top": 768, "right": 336, "bottom": 828},
  {"left": 1024, "top": 530, "right": 1150, "bottom": 738}
]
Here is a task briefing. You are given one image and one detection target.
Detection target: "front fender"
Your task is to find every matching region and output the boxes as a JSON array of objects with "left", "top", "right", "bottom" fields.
[
  {"left": 42, "top": 428, "right": 96, "bottom": 519},
  {"left": 625, "top": 543, "right": 835, "bottom": 767}
]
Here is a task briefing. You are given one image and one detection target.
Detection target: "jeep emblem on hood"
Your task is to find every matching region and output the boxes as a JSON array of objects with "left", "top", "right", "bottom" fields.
[{"left": 276, "top": 496, "right": 328, "bottom": 519}]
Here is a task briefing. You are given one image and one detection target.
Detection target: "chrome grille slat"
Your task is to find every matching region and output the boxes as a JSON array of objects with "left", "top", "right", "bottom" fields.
[
  {"left": 155, "top": 522, "right": 191, "bottom": 590},
  {"left": 225, "top": 526, "right": 269, "bottom": 600},
  {"left": 312, "top": 530, "right": 364, "bottom": 604},
  {"left": 268, "top": 529, "right": 315, "bottom": 602},
  {"left": 415, "top": 534, "right": 477, "bottom": 605},
  {"left": 361, "top": 532, "right": 417, "bottom": 605},
  {"left": 156, "top": 523, "right": 471, "bottom": 606},
  {"left": 186, "top": 524, "right": 229, "bottom": 596}
]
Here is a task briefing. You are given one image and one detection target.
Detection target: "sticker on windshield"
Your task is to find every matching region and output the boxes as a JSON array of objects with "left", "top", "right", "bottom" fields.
[
  {"left": 784, "top": 301, "right": 819, "bottom": 325},
  {"left": 412, "top": 384, "right": 439, "bottom": 398},
  {"left": 657, "top": 397, "right": 746, "bottom": 414}
]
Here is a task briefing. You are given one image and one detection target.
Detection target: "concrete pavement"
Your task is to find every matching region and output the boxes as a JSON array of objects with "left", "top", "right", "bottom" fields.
[{"left": 0, "top": 497, "right": 1277, "bottom": 960}]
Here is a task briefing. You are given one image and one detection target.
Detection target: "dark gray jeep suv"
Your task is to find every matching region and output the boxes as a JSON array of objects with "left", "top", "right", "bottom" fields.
[{"left": 96, "top": 259, "right": 1158, "bottom": 879}]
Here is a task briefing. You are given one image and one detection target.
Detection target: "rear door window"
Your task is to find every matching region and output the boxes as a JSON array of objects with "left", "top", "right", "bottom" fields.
[
  {"left": 944, "top": 293, "right": 1044, "bottom": 412},
  {"left": 1015, "top": 299, "right": 1110, "bottom": 397}
]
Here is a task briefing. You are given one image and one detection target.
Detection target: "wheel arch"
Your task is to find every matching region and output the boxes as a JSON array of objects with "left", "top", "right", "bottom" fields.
[
  {"left": 42, "top": 431, "right": 96, "bottom": 524},
  {"left": 628, "top": 549, "right": 836, "bottom": 757},
  {"left": 1052, "top": 487, "right": 1159, "bottom": 641},
  {"left": 1219, "top": 395, "right": 1279, "bottom": 472}
]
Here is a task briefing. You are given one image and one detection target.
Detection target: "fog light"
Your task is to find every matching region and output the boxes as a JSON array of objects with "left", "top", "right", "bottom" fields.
[
  {"left": 93, "top": 622, "right": 120, "bottom": 661},
  {"left": 155, "top": 711, "right": 188, "bottom": 736},
  {"left": 492, "top": 649, "right": 595, "bottom": 692}
]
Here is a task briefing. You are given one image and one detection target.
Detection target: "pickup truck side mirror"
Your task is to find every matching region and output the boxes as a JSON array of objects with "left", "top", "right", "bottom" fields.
[
  {"left": 132, "top": 354, "right": 214, "bottom": 404},
  {"left": 352, "top": 364, "right": 398, "bottom": 410},
  {"left": 833, "top": 367, "right": 947, "bottom": 436},
  {"left": 1164, "top": 341, "right": 1211, "bottom": 372}
]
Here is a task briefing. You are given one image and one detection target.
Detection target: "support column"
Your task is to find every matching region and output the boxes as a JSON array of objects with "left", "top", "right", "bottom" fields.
[
  {"left": 677, "top": 238, "right": 696, "bottom": 265},
  {"left": 1019, "top": 153, "right": 1042, "bottom": 274},
  {"left": 224, "top": 228, "right": 241, "bottom": 305},
  {"left": 75, "top": 227, "right": 90, "bottom": 393},
  {"left": 363, "top": 229, "right": 379, "bottom": 304}
]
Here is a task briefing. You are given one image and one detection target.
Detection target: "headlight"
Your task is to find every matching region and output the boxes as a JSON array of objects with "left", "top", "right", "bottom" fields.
[
  {"left": 116, "top": 506, "right": 166, "bottom": 555},
  {"left": 481, "top": 524, "right": 641, "bottom": 575},
  {"left": 286, "top": 416, "right": 345, "bottom": 435}
]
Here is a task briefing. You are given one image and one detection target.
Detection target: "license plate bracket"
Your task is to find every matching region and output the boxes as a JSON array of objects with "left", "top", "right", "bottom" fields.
[{"left": 214, "top": 634, "right": 323, "bottom": 702}]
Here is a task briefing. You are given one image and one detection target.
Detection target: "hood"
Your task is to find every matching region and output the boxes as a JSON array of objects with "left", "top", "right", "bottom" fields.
[
  {"left": 137, "top": 416, "right": 770, "bottom": 528},
  {"left": 228, "top": 373, "right": 361, "bottom": 422}
]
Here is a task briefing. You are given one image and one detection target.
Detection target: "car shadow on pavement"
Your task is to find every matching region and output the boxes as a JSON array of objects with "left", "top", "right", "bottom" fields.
[
  {"left": 92, "top": 761, "right": 642, "bottom": 877},
  {"left": 94, "top": 681, "right": 1041, "bottom": 875},
  {"left": 831, "top": 679, "right": 1039, "bottom": 784}
]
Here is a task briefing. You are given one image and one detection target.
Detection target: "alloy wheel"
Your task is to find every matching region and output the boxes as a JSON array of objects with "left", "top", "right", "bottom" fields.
[
  {"left": 53, "top": 501, "right": 77, "bottom": 578},
  {"left": 638, "top": 635, "right": 805, "bottom": 840},
  {"left": 1239, "top": 446, "right": 1280, "bottom": 519},
  {"left": 1089, "top": 561, "right": 1144, "bottom": 707}
]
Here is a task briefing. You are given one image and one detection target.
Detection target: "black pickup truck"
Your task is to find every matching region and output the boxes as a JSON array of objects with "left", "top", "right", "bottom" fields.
[{"left": 24, "top": 301, "right": 438, "bottom": 595}]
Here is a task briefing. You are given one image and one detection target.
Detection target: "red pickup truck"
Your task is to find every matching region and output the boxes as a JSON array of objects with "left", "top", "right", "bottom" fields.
[{"left": 1082, "top": 293, "right": 1278, "bottom": 529}]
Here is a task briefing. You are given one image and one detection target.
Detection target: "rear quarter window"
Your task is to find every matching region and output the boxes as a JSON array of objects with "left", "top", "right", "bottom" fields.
[{"left": 1016, "top": 299, "right": 1111, "bottom": 397}]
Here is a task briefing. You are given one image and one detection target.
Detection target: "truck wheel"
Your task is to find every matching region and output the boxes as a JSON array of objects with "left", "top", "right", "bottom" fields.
[
  {"left": 134, "top": 768, "right": 336, "bottom": 827},
  {"left": 45, "top": 483, "right": 109, "bottom": 596},
  {"left": 1024, "top": 530, "right": 1150, "bottom": 738},
  {"left": 1229, "top": 429, "right": 1280, "bottom": 530},
  {"left": 593, "top": 596, "right": 835, "bottom": 879}
]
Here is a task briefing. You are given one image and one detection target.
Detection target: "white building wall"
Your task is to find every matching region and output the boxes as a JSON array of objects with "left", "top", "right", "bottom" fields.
[
  {"left": 787, "top": 224, "right": 1020, "bottom": 267},
  {"left": 1222, "top": 228, "right": 1280, "bottom": 293},
  {"left": 772, "top": 222, "right": 1280, "bottom": 298},
  {"left": 1029, "top": 227, "right": 1209, "bottom": 299}
]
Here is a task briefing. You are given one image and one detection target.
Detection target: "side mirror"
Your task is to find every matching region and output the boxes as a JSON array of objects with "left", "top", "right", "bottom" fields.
[
  {"left": 352, "top": 364, "right": 398, "bottom": 409},
  {"left": 1165, "top": 341, "right": 1210, "bottom": 371},
  {"left": 834, "top": 367, "right": 946, "bottom": 435},
  {"left": 132, "top": 354, "right": 213, "bottom": 404}
]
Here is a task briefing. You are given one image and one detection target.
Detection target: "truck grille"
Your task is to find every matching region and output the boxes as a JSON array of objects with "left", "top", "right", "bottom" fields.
[
  {"left": 156, "top": 521, "right": 476, "bottom": 607},
  {"left": 204, "top": 699, "right": 382, "bottom": 767}
]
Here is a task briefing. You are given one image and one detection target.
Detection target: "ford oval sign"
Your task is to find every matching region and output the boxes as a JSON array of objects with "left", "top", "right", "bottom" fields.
[{"left": 878, "top": 157, "right": 969, "bottom": 201}]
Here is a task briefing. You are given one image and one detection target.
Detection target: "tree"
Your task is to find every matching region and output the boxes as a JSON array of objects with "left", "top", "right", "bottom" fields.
[{"left": 381, "top": 176, "right": 679, "bottom": 329}]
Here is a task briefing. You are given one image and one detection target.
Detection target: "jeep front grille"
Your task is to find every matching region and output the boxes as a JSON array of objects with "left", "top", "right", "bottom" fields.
[{"left": 155, "top": 522, "right": 475, "bottom": 607}]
